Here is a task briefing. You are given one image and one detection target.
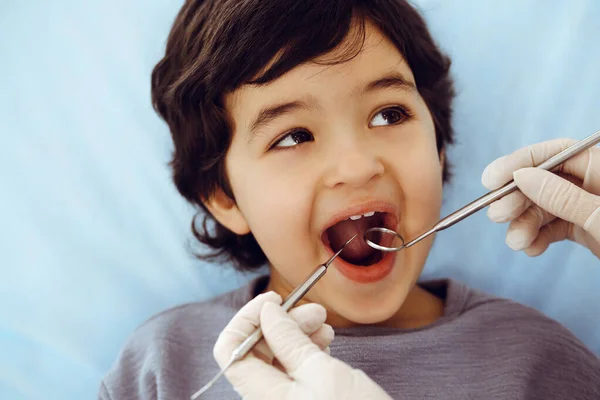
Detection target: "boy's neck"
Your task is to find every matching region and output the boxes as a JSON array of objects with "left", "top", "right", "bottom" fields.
[{"left": 263, "top": 269, "right": 445, "bottom": 330}]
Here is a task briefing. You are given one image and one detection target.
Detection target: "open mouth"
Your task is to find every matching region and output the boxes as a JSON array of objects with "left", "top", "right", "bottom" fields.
[{"left": 321, "top": 211, "right": 397, "bottom": 266}]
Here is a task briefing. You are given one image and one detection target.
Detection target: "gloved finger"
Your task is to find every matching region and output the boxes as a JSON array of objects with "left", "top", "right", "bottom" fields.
[
  {"left": 582, "top": 147, "right": 600, "bottom": 195},
  {"left": 272, "top": 325, "right": 334, "bottom": 372},
  {"left": 213, "top": 291, "right": 281, "bottom": 368},
  {"left": 488, "top": 172, "right": 579, "bottom": 224},
  {"left": 260, "top": 301, "right": 324, "bottom": 375},
  {"left": 513, "top": 168, "right": 600, "bottom": 243},
  {"left": 254, "top": 302, "right": 328, "bottom": 364},
  {"left": 308, "top": 323, "right": 335, "bottom": 350},
  {"left": 487, "top": 191, "right": 531, "bottom": 222},
  {"left": 481, "top": 138, "right": 592, "bottom": 190},
  {"left": 505, "top": 204, "right": 555, "bottom": 251},
  {"left": 289, "top": 303, "right": 328, "bottom": 334},
  {"left": 523, "top": 219, "right": 571, "bottom": 257},
  {"left": 572, "top": 226, "right": 600, "bottom": 259}
]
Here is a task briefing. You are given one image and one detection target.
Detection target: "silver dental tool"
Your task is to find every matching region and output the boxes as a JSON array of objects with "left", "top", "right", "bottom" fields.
[
  {"left": 191, "top": 234, "right": 358, "bottom": 399},
  {"left": 365, "top": 130, "right": 600, "bottom": 252}
]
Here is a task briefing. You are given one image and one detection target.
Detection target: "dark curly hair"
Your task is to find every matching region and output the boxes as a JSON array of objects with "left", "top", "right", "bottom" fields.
[{"left": 151, "top": 0, "right": 455, "bottom": 271}]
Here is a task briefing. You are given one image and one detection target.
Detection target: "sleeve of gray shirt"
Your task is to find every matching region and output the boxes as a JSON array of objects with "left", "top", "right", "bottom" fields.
[{"left": 99, "top": 278, "right": 600, "bottom": 400}]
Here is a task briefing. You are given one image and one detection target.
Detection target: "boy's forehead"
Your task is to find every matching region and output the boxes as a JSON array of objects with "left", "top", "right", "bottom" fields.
[{"left": 224, "top": 21, "right": 415, "bottom": 118}]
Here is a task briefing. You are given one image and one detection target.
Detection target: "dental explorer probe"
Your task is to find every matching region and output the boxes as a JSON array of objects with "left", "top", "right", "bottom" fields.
[
  {"left": 365, "top": 130, "right": 600, "bottom": 252},
  {"left": 191, "top": 234, "right": 358, "bottom": 399}
]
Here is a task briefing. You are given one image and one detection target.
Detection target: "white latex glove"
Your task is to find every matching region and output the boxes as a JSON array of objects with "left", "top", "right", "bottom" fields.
[
  {"left": 482, "top": 138, "right": 600, "bottom": 258},
  {"left": 213, "top": 292, "right": 392, "bottom": 400}
]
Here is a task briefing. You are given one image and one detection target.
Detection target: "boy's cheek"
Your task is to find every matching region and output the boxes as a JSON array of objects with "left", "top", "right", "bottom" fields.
[
  {"left": 240, "top": 185, "right": 315, "bottom": 259},
  {"left": 396, "top": 158, "right": 444, "bottom": 225}
]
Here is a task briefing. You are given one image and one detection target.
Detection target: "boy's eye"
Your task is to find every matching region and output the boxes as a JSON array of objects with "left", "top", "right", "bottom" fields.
[
  {"left": 369, "top": 106, "right": 409, "bottom": 127},
  {"left": 271, "top": 129, "right": 314, "bottom": 149}
]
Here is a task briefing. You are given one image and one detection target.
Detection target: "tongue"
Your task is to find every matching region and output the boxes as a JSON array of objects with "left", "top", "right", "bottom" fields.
[{"left": 326, "top": 217, "right": 379, "bottom": 264}]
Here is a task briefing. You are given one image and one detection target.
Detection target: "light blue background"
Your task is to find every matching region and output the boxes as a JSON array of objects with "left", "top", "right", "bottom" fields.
[{"left": 1, "top": 1, "right": 599, "bottom": 399}]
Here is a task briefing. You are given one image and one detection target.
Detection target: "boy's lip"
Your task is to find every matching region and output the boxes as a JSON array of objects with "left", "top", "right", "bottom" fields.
[
  {"left": 324, "top": 242, "right": 397, "bottom": 284},
  {"left": 319, "top": 200, "right": 400, "bottom": 238}
]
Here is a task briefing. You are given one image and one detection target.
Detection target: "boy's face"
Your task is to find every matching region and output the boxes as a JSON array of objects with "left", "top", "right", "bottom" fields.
[{"left": 213, "top": 21, "right": 444, "bottom": 326}]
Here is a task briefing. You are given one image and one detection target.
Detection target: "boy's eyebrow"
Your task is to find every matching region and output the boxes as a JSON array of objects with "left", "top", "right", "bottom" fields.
[
  {"left": 360, "top": 72, "right": 416, "bottom": 94},
  {"left": 246, "top": 73, "right": 414, "bottom": 142},
  {"left": 248, "top": 100, "right": 314, "bottom": 142}
]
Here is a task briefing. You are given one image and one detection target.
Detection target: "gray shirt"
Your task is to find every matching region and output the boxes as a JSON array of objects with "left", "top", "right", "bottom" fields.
[{"left": 99, "top": 277, "right": 600, "bottom": 399}]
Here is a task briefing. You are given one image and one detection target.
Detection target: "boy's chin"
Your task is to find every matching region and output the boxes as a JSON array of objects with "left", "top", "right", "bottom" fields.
[
  {"left": 327, "top": 295, "right": 408, "bottom": 327},
  {"left": 343, "top": 312, "right": 396, "bottom": 326}
]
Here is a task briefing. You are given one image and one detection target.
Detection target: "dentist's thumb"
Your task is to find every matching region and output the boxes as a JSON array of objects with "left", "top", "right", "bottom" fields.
[{"left": 512, "top": 168, "right": 600, "bottom": 243}]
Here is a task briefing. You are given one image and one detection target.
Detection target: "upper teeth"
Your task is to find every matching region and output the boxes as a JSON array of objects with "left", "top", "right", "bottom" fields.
[{"left": 348, "top": 211, "right": 376, "bottom": 220}]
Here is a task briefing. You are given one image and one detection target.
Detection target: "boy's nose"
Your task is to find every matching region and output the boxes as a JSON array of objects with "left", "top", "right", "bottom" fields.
[{"left": 323, "top": 137, "right": 385, "bottom": 189}]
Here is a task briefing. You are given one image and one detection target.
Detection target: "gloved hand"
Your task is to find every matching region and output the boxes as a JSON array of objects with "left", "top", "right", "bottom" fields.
[
  {"left": 213, "top": 292, "right": 392, "bottom": 400},
  {"left": 482, "top": 138, "right": 600, "bottom": 258}
]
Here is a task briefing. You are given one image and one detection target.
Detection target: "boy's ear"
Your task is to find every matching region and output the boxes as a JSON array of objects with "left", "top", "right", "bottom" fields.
[{"left": 203, "top": 189, "right": 250, "bottom": 235}]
